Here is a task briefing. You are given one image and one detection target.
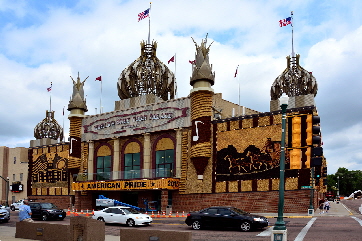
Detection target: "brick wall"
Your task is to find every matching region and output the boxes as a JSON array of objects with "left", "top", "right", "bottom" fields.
[{"left": 171, "top": 189, "right": 316, "bottom": 213}]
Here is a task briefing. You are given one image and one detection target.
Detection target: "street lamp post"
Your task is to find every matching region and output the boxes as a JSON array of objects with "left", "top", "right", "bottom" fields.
[
  {"left": 0, "top": 175, "right": 9, "bottom": 207},
  {"left": 272, "top": 94, "right": 288, "bottom": 241},
  {"left": 337, "top": 176, "right": 340, "bottom": 197}
]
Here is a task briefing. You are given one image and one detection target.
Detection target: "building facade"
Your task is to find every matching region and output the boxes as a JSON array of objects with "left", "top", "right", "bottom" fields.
[
  {"left": 0, "top": 146, "right": 29, "bottom": 205},
  {"left": 27, "top": 36, "right": 326, "bottom": 213}
]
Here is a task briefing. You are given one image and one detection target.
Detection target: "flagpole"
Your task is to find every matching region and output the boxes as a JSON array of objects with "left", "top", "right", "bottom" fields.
[
  {"left": 100, "top": 76, "right": 102, "bottom": 114},
  {"left": 174, "top": 53, "right": 177, "bottom": 98},
  {"left": 62, "top": 106, "right": 65, "bottom": 142},
  {"left": 291, "top": 11, "right": 295, "bottom": 58},
  {"left": 148, "top": 2, "right": 151, "bottom": 44},
  {"left": 49, "top": 82, "right": 52, "bottom": 112}
]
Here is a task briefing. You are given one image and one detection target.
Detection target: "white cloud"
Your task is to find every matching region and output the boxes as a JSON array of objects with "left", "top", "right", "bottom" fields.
[{"left": 0, "top": 0, "right": 362, "bottom": 175}]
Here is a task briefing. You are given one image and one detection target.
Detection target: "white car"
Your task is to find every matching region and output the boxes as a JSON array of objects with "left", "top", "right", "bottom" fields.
[
  {"left": 92, "top": 206, "right": 152, "bottom": 226},
  {"left": 0, "top": 206, "right": 10, "bottom": 223},
  {"left": 10, "top": 199, "right": 25, "bottom": 211}
]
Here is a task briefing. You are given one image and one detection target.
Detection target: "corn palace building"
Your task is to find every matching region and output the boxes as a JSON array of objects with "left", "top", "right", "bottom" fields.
[{"left": 27, "top": 36, "right": 326, "bottom": 213}]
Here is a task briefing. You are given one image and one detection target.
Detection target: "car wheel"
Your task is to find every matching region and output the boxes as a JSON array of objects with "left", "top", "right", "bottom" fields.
[
  {"left": 10, "top": 206, "right": 15, "bottom": 211},
  {"left": 240, "top": 221, "right": 252, "bottom": 232},
  {"left": 126, "top": 219, "right": 135, "bottom": 227},
  {"left": 97, "top": 217, "right": 105, "bottom": 222},
  {"left": 191, "top": 220, "right": 202, "bottom": 230},
  {"left": 42, "top": 214, "right": 49, "bottom": 221}
]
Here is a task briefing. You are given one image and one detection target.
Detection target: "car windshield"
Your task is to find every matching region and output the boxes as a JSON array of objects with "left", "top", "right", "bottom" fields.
[
  {"left": 121, "top": 208, "right": 139, "bottom": 214},
  {"left": 230, "top": 207, "right": 249, "bottom": 215},
  {"left": 40, "top": 203, "right": 58, "bottom": 209}
]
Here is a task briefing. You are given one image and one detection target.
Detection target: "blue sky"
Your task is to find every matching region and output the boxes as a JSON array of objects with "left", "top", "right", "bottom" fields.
[{"left": 1, "top": 0, "right": 362, "bottom": 174}]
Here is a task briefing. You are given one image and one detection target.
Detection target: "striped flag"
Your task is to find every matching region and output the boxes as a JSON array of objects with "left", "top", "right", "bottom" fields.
[
  {"left": 279, "top": 17, "right": 292, "bottom": 27},
  {"left": 138, "top": 8, "right": 150, "bottom": 22}
]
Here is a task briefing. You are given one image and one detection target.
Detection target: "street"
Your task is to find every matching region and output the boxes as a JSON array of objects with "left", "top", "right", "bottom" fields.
[{"left": 2, "top": 200, "right": 362, "bottom": 241}]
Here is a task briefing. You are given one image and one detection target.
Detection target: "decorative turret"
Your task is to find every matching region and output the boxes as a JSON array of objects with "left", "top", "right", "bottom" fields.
[
  {"left": 68, "top": 73, "right": 88, "bottom": 116},
  {"left": 189, "top": 35, "right": 214, "bottom": 189},
  {"left": 34, "top": 110, "right": 63, "bottom": 141},
  {"left": 117, "top": 40, "right": 176, "bottom": 101},
  {"left": 270, "top": 54, "right": 318, "bottom": 111},
  {"left": 190, "top": 34, "right": 215, "bottom": 92}
]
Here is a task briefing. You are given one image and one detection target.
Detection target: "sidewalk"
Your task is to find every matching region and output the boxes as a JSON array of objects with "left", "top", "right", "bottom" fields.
[{"left": 0, "top": 226, "right": 119, "bottom": 241}]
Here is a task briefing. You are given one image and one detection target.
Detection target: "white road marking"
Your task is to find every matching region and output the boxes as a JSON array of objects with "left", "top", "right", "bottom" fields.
[
  {"left": 351, "top": 216, "right": 362, "bottom": 226},
  {"left": 294, "top": 217, "right": 317, "bottom": 241},
  {"left": 257, "top": 226, "right": 273, "bottom": 236}
]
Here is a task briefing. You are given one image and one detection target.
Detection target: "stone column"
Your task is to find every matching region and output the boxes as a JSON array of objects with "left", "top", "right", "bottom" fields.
[
  {"left": 113, "top": 138, "right": 120, "bottom": 180},
  {"left": 87, "top": 141, "right": 94, "bottom": 180},
  {"left": 143, "top": 133, "right": 151, "bottom": 178},
  {"left": 175, "top": 128, "right": 182, "bottom": 178}
]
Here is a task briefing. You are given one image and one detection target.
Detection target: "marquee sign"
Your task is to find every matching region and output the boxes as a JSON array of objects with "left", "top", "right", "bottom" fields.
[
  {"left": 82, "top": 105, "right": 190, "bottom": 141},
  {"left": 72, "top": 178, "right": 180, "bottom": 191}
]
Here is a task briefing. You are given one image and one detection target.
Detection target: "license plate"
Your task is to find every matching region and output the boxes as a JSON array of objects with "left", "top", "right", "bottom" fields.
[{"left": 59, "top": 215, "right": 62, "bottom": 217}]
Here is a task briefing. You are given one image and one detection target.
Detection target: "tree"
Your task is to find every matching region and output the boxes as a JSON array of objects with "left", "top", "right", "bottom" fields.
[{"left": 327, "top": 168, "right": 362, "bottom": 197}]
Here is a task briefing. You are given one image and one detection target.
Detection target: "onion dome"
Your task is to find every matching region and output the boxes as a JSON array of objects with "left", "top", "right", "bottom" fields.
[
  {"left": 117, "top": 40, "right": 176, "bottom": 101},
  {"left": 271, "top": 54, "right": 317, "bottom": 100},
  {"left": 34, "top": 110, "right": 63, "bottom": 141}
]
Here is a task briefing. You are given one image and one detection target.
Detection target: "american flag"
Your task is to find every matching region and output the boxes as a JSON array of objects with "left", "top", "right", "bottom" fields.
[
  {"left": 279, "top": 17, "right": 292, "bottom": 27},
  {"left": 138, "top": 8, "right": 150, "bottom": 22}
]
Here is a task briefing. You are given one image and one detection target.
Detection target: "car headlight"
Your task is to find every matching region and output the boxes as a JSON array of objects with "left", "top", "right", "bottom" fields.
[
  {"left": 253, "top": 217, "right": 264, "bottom": 222},
  {"left": 47, "top": 210, "right": 55, "bottom": 212}
]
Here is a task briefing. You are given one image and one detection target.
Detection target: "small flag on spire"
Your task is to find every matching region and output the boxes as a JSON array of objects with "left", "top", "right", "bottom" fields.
[
  {"left": 189, "top": 60, "right": 196, "bottom": 65},
  {"left": 47, "top": 82, "right": 52, "bottom": 92},
  {"left": 279, "top": 16, "right": 292, "bottom": 27},
  {"left": 234, "top": 65, "right": 239, "bottom": 78},
  {"left": 95, "top": 76, "right": 102, "bottom": 81},
  {"left": 138, "top": 8, "right": 150, "bottom": 22},
  {"left": 168, "top": 56, "right": 175, "bottom": 64}
]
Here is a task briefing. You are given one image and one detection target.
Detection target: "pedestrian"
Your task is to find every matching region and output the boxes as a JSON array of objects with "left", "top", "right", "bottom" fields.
[
  {"left": 19, "top": 200, "right": 34, "bottom": 222},
  {"left": 318, "top": 199, "right": 324, "bottom": 214},
  {"left": 324, "top": 198, "right": 330, "bottom": 213}
]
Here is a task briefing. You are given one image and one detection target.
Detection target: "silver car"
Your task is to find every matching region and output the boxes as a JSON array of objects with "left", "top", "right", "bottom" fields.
[{"left": 0, "top": 206, "right": 10, "bottom": 223}]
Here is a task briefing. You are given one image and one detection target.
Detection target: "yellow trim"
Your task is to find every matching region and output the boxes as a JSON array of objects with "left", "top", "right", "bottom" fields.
[{"left": 72, "top": 178, "right": 180, "bottom": 191}]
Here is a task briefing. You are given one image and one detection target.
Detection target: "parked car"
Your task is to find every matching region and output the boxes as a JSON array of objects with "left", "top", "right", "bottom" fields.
[
  {"left": 29, "top": 202, "right": 66, "bottom": 221},
  {"left": 0, "top": 205, "right": 10, "bottom": 223},
  {"left": 185, "top": 206, "right": 269, "bottom": 232},
  {"left": 10, "top": 199, "right": 25, "bottom": 211},
  {"left": 92, "top": 206, "right": 152, "bottom": 226}
]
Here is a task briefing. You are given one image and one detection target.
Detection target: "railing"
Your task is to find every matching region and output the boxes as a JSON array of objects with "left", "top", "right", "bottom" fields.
[{"left": 73, "top": 168, "right": 180, "bottom": 182}]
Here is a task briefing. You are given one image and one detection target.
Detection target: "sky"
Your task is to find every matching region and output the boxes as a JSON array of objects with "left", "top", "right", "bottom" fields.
[{"left": 0, "top": 0, "right": 362, "bottom": 174}]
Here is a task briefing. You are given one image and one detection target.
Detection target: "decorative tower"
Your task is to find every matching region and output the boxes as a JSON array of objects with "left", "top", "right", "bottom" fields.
[
  {"left": 31, "top": 110, "right": 64, "bottom": 147},
  {"left": 270, "top": 54, "right": 318, "bottom": 111},
  {"left": 189, "top": 35, "right": 215, "bottom": 185},
  {"left": 116, "top": 40, "right": 176, "bottom": 109},
  {"left": 67, "top": 73, "right": 88, "bottom": 169}
]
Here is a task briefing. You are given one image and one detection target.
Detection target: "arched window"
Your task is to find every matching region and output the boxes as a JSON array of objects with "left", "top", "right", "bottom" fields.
[
  {"left": 95, "top": 144, "right": 112, "bottom": 180},
  {"left": 122, "top": 139, "right": 143, "bottom": 179},
  {"left": 153, "top": 136, "right": 175, "bottom": 178}
]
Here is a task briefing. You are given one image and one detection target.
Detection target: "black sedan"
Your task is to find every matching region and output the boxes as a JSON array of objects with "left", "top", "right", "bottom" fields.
[
  {"left": 185, "top": 206, "right": 268, "bottom": 232},
  {"left": 29, "top": 202, "right": 66, "bottom": 221}
]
